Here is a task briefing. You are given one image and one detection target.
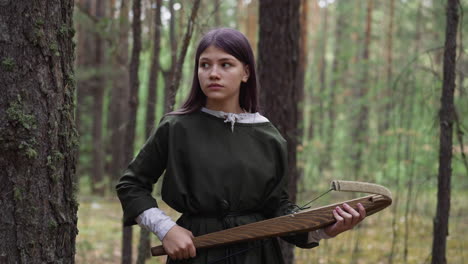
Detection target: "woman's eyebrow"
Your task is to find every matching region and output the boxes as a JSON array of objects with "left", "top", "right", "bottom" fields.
[{"left": 199, "top": 56, "right": 235, "bottom": 62}]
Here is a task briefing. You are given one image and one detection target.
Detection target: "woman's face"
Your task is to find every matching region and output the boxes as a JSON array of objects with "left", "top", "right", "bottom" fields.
[{"left": 198, "top": 45, "right": 249, "bottom": 110}]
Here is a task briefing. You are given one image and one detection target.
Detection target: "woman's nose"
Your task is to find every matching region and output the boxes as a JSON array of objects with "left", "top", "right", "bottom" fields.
[{"left": 209, "top": 66, "right": 220, "bottom": 79}]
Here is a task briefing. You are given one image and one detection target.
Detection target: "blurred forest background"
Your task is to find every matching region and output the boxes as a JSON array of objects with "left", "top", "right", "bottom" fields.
[{"left": 73, "top": 0, "right": 467, "bottom": 263}]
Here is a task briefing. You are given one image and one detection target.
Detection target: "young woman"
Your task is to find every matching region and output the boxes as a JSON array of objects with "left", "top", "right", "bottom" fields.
[{"left": 116, "top": 28, "right": 365, "bottom": 264}]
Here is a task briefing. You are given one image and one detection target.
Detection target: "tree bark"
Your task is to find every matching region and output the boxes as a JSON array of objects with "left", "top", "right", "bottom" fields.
[
  {"left": 432, "top": 0, "right": 459, "bottom": 263},
  {"left": 165, "top": 0, "right": 201, "bottom": 113},
  {"left": 325, "top": 0, "right": 346, "bottom": 172},
  {"left": 107, "top": 0, "right": 130, "bottom": 192},
  {"left": 318, "top": 6, "right": 329, "bottom": 171},
  {"left": 163, "top": 0, "right": 177, "bottom": 112},
  {"left": 258, "top": 1, "right": 301, "bottom": 263},
  {"left": 121, "top": 0, "right": 142, "bottom": 263},
  {"left": 350, "top": 0, "right": 373, "bottom": 180},
  {"left": 137, "top": 0, "right": 163, "bottom": 262},
  {"left": 0, "top": 0, "right": 78, "bottom": 262},
  {"left": 90, "top": 0, "right": 106, "bottom": 195},
  {"left": 75, "top": 0, "right": 93, "bottom": 182}
]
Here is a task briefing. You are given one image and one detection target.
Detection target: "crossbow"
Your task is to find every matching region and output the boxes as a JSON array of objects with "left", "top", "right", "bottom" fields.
[{"left": 151, "top": 180, "right": 392, "bottom": 257}]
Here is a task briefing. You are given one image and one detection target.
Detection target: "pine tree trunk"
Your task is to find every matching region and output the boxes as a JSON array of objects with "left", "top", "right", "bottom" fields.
[
  {"left": 75, "top": 0, "right": 94, "bottom": 182},
  {"left": 136, "top": 1, "right": 163, "bottom": 262},
  {"left": 107, "top": 0, "right": 130, "bottom": 192},
  {"left": 350, "top": 0, "right": 373, "bottom": 180},
  {"left": 90, "top": 0, "right": 106, "bottom": 195},
  {"left": 163, "top": 0, "right": 177, "bottom": 112},
  {"left": 165, "top": 0, "right": 201, "bottom": 113},
  {"left": 0, "top": 0, "right": 78, "bottom": 262},
  {"left": 432, "top": 0, "right": 458, "bottom": 263},
  {"left": 258, "top": 1, "right": 301, "bottom": 263},
  {"left": 318, "top": 6, "right": 329, "bottom": 171},
  {"left": 325, "top": 0, "right": 346, "bottom": 172},
  {"left": 121, "top": 0, "right": 142, "bottom": 262}
]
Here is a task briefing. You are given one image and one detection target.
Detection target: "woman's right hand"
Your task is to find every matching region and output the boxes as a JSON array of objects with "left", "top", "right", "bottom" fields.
[{"left": 162, "top": 225, "right": 196, "bottom": 260}]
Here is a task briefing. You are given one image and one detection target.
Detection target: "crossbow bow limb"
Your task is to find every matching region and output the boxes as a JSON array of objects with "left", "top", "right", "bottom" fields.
[{"left": 151, "top": 180, "right": 392, "bottom": 257}]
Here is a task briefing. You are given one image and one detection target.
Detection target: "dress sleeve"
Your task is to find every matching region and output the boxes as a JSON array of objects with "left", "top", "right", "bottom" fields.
[
  {"left": 271, "top": 139, "right": 320, "bottom": 249},
  {"left": 116, "top": 117, "right": 170, "bottom": 226},
  {"left": 275, "top": 188, "right": 320, "bottom": 249}
]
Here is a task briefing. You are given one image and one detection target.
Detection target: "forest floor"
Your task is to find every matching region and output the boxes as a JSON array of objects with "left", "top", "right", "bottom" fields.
[{"left": 75, "top": 190, "right": 467, "bottom": 263}]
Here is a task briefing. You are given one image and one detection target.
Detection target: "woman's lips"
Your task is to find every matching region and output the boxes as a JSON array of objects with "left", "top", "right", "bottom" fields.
[{"left": 208, "top": 84, "right": 223, "bottom": 89}]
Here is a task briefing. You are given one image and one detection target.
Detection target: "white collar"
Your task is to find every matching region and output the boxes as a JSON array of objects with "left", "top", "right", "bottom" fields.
[{"left": 201, "top": 107, "right": 269, "bottom": 132}]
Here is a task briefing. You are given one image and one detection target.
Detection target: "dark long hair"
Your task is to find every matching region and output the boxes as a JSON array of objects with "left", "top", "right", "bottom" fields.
[{"left": 173, "top": 28, "right": 259, "bottom": 114}]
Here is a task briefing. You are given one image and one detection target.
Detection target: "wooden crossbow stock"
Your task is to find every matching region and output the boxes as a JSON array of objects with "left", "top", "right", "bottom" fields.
[{"left": 151, "top": 180, "right": 392, "bottom": 257}]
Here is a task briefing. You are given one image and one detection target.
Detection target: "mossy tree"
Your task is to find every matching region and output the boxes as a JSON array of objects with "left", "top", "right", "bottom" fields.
[{"left": 0, "top": 0, "right": 78, "bottom": 263}]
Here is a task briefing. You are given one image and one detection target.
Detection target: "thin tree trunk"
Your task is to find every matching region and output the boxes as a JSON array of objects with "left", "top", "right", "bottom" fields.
[
  {"left": 377, "top": 0, "right": 395, "bottom": 166},
  {"left": 122, "top": 0, "right": 142, "bottom": 263},
  {"left": 325, "top": 0, "right": 346, "bottom": 172},
  {"left": 432, "top": 0, "right": 458, "bottom": 263},
  {"left": 136, "top": 0, "right": 162, "bottom": 263},
  {"left": 163, "top": 0, "right": 177, "bottom": 112},
  {"left": 350, "top": 1, "right": 373, "bottom": 263},
  {"left": 306, "top": 0, "right": 320, "bottom": 141},
  {"left": 90, "top": 0, "right": 106, "bottom": 195},
  {"left": 144, "top": 0, "right": 162, "bottom": 139},
  {"left": 108, "top": 0, "right": 130, "bottom": 192},
  {"left": 404, "top": 4, "right": 423, "bottom": 262},
  {"left": 76, "top": 0, "right": 93, "bottom": 182},
  {"left": 350, "top": 0, "right": 373, "bottom": 180},
  {"left": 214, "top": 0, "right": 221, "bottom": 26},
  {"left": 0, "top": 0, "right": 78, "bottom": 262},
  {"left": 296, "top": 0, "right": 308, "bottom": 184},
  {"left": 246, "top": 0, "right": 258, "bottom": 55},
  {"left": 318, "top": 6, "right": 329, "bottom": 171},
  {"left": 165, "top": 0, "right": 201, "bottom": 113},
  {"left": 258, "top": 1, "right": 301, "bottom": 263}
]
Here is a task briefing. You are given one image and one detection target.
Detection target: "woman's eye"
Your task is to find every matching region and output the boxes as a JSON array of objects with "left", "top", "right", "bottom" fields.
[
  {"left": 222, "top": 63, "right": 231, "bottom": 68},
  {"left": 199, "top": 63, "right": 209, "bottom": 68}
]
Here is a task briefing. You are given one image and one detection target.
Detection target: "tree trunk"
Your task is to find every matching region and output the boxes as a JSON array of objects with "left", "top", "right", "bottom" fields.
[
  {"left": 163, "top": 0, "right": 177, "bottom": 112},
  {"left": 325, "top": 0, "right": 346, "bottom": 172},
  {"left": 318, "top": 6, "right": 329, "bottom": 171},
  {"left": 350, "top": 0, "right": 373, "bottom": 180},
  {"left": 214, "top": 0, "right": 221, "bottom": 26},
  {"left": 107, "top": 0, "right": 130, "bottom": 192},
  {"left": 136, "top": 0, "right": 163, "bottom": 262},
  {"left": 75, "top": 0, "right": 93, "bottom": 182},
  {"left": 246, "top": 0, "right": 258, "bottom": 55},
  {"left": 377, "top": 0, "right": 395, "bottom": 166},
  {"left": 432, "top": 0, "right": 458, "bottom": 263},
  {"left": 90, "top": 0, "right": 106, "bottom": 195},
  {"left": 165, "top": 0, "right": 201, "bottom": 113},
  {"left": 350, "top": 2, "right": 373, "bottom": 263},
  {"left": 258, "top": 1, "right": 301, "bottom": 263},
  {"left": 0, "top": 0, "right": 78, "bottom": 263},
  {"left": 121, "top": 0, "right": 142, "bottom": 263}
]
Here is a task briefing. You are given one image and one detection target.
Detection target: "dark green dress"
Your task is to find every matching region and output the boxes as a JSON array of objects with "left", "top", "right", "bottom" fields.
[{"left": 116, "top": 110, "right": 317, "bottom": 264}]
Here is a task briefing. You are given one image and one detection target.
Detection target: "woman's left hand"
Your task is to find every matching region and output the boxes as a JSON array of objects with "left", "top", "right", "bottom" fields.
[{"left": 324, "top": 202, "right": 366, "bottom": 238}]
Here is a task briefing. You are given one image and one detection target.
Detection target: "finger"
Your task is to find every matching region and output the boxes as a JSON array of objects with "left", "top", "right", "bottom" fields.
[
  {"left": 342, "top": 203, "right": 361, "bottom": 225},
  {"left": 357, "top": 203, "right": 366, "bottom": 220},
  {"left": 183, "top": 243, "right": 192, "bottom": 259},
  {"left": 336, "top": 206, "right": 352, "bottom": 226},
  {"left": 333, "top": 207, "right": 344, "bottom": 226},
  {"left": 189, "top": 242, "right": 197, "bottom": 258}
]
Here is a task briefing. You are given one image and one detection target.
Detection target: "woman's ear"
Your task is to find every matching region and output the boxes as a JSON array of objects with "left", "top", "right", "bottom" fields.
[{"left": 242, "top": 65, "right": 250, "bottom": 83}]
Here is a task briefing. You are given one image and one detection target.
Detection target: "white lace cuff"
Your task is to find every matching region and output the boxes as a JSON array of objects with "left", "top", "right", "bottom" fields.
[
  {"left": 135, "top": 207, "right": 177, "bottom": 241},
  {"left": 307, "top": 228, "right": 332, "bottom": 243}
]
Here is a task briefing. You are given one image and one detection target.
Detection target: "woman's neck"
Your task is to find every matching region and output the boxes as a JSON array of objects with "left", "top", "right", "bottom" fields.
[{"left": 205, "top": 101, "right": 244, "bottom": 114}]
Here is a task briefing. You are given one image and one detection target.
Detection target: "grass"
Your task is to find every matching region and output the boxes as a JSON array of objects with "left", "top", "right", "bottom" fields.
[{"left": 76, "top": 191, "right": 467, "bottom": 263}]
